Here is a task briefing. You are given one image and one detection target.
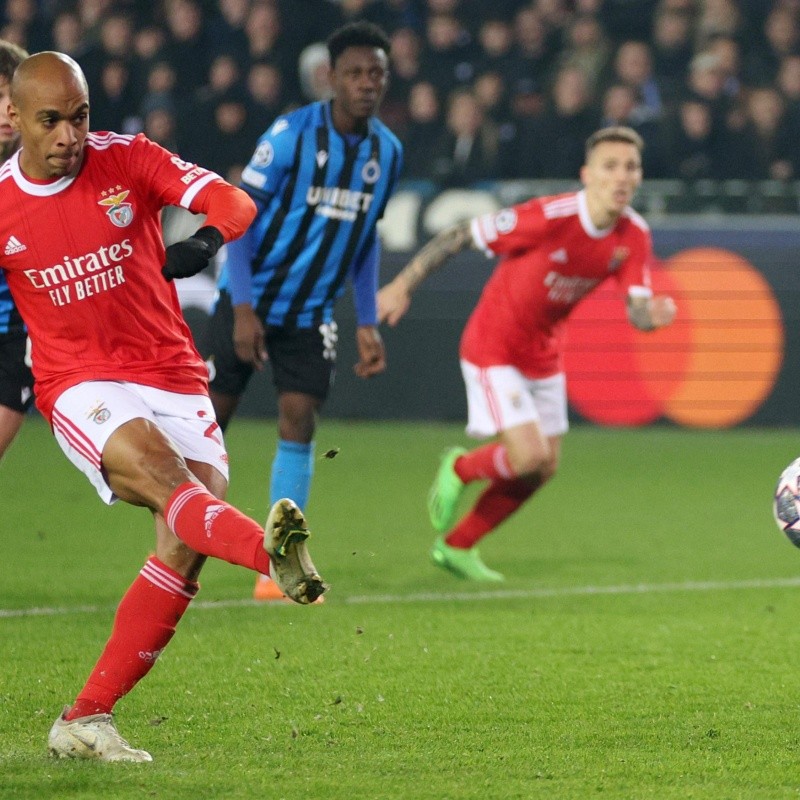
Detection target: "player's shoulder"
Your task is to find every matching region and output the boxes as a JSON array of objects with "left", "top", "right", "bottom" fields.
[
  {"left": 84, "top": 131, "right": 137, "bottom": 153},
  {"left": 538, "top": 191, "right": 580, "bottom": 220},
  {"left": 621, "top": 206, "right": 650, "bottom": 235},
  {"left": 370, "top": 116, "right": 403, "bottom": 153},
  {"left": 85, "top": 131, "right": 154, "bottom": 168},
  {"left": 265, "top": 103, "right": 319, "bottom": 139}
]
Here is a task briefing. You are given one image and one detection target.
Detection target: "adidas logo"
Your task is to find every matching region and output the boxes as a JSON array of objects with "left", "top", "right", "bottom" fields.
[
  {"left": 4, "top": 236, "right": 26, "bottom": 255},
  {"left": 549, "top": 248, "right": 568, "bottom": 264},
  {"left": 203, "top": 503, "right": 226, "bottom": 537}
]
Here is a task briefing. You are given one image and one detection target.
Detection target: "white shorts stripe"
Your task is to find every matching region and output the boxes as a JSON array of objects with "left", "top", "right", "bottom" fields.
[
  {"left": 479, "top": 368, "right": 503, "bottom": 430},
  {"left": 461, "top": 361, "right": 569, "bottom": 439},
  {"left": 52, "top": 409, "right": 103, "bottom": 468},
  {"left": 52, "top": 382, "right": 229, "bottom": 505}
]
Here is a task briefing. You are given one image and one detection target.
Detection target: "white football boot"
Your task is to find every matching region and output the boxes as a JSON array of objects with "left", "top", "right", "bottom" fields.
[
  {"left": 48, "top": 707, "right": 153, "bottom": 763},
  {"left": 264, "top": 498, "right": 328, "bottom": 604}
]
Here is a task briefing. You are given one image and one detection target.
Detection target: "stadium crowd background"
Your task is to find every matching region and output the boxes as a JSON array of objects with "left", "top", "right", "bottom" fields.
[{"left": 2, "top": 0, "right": 800, "bottom": 189}]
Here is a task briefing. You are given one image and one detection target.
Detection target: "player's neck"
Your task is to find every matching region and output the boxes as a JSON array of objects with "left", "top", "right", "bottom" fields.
[
  {"left": 329, "top": 101, "right": 368, "bottom": 138},
  {"left": 17, "top": 153, "right": 60, "bottom": 182},
  {"left": 584, "top": 195, "right": 620, "bottom": 231}
]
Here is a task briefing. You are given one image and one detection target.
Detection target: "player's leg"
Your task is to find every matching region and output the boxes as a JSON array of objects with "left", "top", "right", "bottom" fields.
[
  {"left": 428, "top": 362, "right": 532, "bottom": 533},
  {"left": 0, "top": 331, "right": 34, "bottom": 461},
  {"left": 430, "top": 366, "right": 567, "bottom": 581},
  {"left": 254, "top": 325, "right": 333, "bottom": 601},
  {"left": 273, "top": 390, "right": 320, "bottom": 505},
  {"left": 51, "top": 381, "right": 326, "bottom": 600},
  {"left": 0, "top": 404, "right": 24, "bottom": 459},
  {"left": 57, "top": 457, "right": 219, "bottom": 730},
  {"left": 49, "top": 386, "right": 325, "bottom": 761}
]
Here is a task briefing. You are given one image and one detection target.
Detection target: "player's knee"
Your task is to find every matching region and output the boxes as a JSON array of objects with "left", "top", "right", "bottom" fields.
[
  {"left": 278, "top": 408, "right": 316, "bottom": 442},
  {"left": 510, "top": 448, "right": 557, "bottom": 481},
  {"left": 539, "top": 456, "right": 558, "bottom": 484}
]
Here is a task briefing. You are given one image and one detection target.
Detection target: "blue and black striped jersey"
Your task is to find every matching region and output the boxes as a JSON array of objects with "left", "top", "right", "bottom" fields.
[
  {"left": 221, "top": 101, "right": 403, "bottom": 329},
  {"left": 0, "top": 272, "right": 24, "bottom": 336}
]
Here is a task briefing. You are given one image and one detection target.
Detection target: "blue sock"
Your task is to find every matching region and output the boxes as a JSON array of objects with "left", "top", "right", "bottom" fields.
[{"left": 270, "top": 439, "right": 314, "bottom": 511}]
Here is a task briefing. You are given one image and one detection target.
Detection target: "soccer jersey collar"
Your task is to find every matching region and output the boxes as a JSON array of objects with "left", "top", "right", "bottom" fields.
[
  {"left": 322, "top": 100, "right": 373, "bottom": 145},
  {"left": 577, "top": 190, "right": 614, "bottom": 239},
  {"left": 9, "top": 148, "right": 84, "bottom": 196}
]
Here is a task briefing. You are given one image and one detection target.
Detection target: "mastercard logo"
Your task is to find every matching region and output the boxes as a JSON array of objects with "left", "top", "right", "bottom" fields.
[{"left": 564, "top": 247, "right": 784, "bottom": 428}]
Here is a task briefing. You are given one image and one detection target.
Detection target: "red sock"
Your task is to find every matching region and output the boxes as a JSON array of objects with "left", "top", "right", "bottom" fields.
[
  {"left": 66, "top": 557, "right": 198, "bottom": 719},
  {"left": 454, "top": 443, "right": 514, "bottom": 483},
  {"left": 446, "top": 478, "right": 537, "bottom": 549},
  {"left": 165, "top": 482, "right": 271, "bottom": 574}
]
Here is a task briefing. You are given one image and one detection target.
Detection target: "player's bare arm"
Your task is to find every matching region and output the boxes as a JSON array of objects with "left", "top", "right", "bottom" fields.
[
  {"left": 627, "top": 294, "right": 677, "bottom": 331},
  {"left": 354, "top": 325, "right": 386, "bottom": 378},
  {"left": 233, "top": 303, "right": 267, "bottom": 369},
  {"left": 377, "top": 220, "right": 474, "bottom": 326}
]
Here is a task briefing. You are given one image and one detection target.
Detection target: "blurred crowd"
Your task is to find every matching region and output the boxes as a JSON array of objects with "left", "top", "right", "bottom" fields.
[{"left": 3, "top": 0, "right": 800, "bottom": 186}]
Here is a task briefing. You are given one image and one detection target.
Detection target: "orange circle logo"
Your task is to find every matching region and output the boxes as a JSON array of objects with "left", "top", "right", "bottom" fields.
[{"left": 564, "top": 248, "right": 784, "bottom": 428}]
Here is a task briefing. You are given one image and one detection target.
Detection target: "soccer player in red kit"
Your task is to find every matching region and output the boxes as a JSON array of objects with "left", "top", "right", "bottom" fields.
[
  {"left": 378, "top": 126, "right": 676, "bottom": 582},
  {"left": 0, "top": 52, "right": 327, "bottom": 762}
]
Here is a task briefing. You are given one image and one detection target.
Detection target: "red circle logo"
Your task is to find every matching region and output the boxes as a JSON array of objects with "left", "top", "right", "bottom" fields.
[{"left": 564, "top": 248, "right": 784, "bottom": 427}]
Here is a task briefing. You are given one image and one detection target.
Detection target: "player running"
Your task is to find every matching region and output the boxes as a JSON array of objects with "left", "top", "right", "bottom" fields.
[
  {"left": 0, "top": 51, "right": 327, "bottom": 763},
  {"left": 378, "top": 126, "right": 676, "bottom": 581}
]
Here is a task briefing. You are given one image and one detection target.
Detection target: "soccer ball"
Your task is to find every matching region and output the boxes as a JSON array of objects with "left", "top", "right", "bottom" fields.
[{"left": 773, "top": 458, "right": 800, "bottom": 547}]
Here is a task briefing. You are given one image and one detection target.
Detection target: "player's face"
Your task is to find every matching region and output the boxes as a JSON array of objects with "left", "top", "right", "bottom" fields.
[
  {"left": 581, "top": 141, "right": 642, "bottom": 225},
  {"left": 330, "top": 45, "right": 389, "bottom": 129},
  {"left": 9, "top": 75, "right": 89, "bottom": 180},
  {"left": 0, "top": 78, "right": 16, "bottom": 148}
]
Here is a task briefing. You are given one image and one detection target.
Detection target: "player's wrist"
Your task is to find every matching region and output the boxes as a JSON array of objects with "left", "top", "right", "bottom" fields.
[
  {"left": 396, "top": 272, "right": 416, "bottom": 294},
  {"left": 192, "top": 225, "right": 224, "bottom": 257}
]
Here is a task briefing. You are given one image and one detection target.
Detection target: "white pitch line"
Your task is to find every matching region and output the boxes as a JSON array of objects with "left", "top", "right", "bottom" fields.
[{"left": 2, "top": 576, "right": 800, "bottom": 619}]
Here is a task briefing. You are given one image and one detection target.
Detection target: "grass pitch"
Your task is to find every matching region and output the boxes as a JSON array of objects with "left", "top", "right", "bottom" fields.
[{"left": 2, "top": 417, "right": 800, "bottom": 799}]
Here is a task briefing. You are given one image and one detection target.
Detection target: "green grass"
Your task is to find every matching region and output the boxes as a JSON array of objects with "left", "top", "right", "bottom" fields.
[{"left": 3, "top": 417, "right": 800, "bottom": 799}]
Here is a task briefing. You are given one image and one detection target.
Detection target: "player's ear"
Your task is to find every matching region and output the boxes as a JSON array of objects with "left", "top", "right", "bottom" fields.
[{"left": 8, "top": 102, "right": 20, "bottom": 131}]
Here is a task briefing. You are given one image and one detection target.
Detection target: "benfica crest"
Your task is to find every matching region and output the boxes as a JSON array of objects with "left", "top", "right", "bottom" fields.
[
  {"left": 608, "top": 246, "right": 629, "bottom": 272},
  {"left": 98, "top": 187, "right": 134, "bottom": 227}
]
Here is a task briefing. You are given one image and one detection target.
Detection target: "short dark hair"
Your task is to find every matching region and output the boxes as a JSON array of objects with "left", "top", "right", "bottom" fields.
[
  {"left": 585, "top": 126, "right": 644, "bottom": 159},
  {"left": 327, "top": 21, "right": 391, "bottom": 68},
  {"left": 0, "top": 39, "right": 28, "bottom": 83}
]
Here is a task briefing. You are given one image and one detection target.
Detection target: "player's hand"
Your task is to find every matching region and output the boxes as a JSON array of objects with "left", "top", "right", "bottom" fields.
[
  {"left": 649, "top": 294, "right": 677, "bottom": 328},
  {"left": 354, "top": 325, "right": 386, "bottom": 378},
  {"left": 161, "top": 226, "right": 224, "bottom": 281},
  {"left": 233, "top": 304, "right": 267, "bottom": 370},
  {"left": 377, "top": 279, "right": 411, "bottom": 327}
]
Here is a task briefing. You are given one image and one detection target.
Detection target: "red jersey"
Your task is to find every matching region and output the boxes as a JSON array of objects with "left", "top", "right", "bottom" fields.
[
  {"left": 462, "top": 190, "right": 653, "bottom": 378},
  {"left": 0, "top": 132, "right": 225, "bottom": 422}
]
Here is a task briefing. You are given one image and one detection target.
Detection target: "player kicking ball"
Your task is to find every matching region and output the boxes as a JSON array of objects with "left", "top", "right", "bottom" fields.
[
  {"left": 378, "top": 126, "right": 676, "bottom": 582},
  {"left": 0, "top": 52, "right": 327, "bottom": 762}
]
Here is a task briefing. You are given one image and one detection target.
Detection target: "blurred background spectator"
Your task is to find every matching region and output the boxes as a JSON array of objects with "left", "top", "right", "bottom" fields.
[{"left": 0, "top": 0, "right": 798, "bottom": 188}]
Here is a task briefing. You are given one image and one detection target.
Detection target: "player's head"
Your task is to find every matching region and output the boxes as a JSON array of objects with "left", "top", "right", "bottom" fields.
[
  {"left": 0, "top": 39, "right": 28, "bottom": 158},
  {"left": 580, "top": 126, "right": 644, "bottom": 225},
  {"left": 327, "top": 21, "right": 391, "bottom": 129},
  {"left": 9, "top": 51, "right": 89, "bottom": 180}
]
